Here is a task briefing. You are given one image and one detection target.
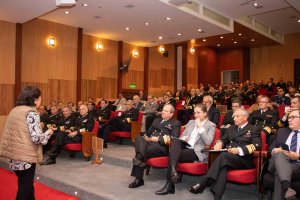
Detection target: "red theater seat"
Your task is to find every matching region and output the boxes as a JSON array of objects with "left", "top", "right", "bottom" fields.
[{"left": 63, "top": 120, "right": 99, "bottom": 159}]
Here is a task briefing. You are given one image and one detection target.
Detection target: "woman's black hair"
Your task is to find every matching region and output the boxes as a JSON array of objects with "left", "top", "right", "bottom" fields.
[{"left": 16, "top": 86, "right": 41, "bottom": 106}]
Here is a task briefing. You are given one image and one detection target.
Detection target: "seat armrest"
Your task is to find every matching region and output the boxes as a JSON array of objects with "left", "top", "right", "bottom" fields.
[
  {"left": 261, "top": 151, "right": 268, "bottom": 158},
  {"left": 253, "top": 151, "right": 260, "bottom": 157},
  {"left": 81, "top": 131, "right": 94, "bottom": 158},
  {"left": 131, "top": 121, "right": 142, "bottom": 142}
]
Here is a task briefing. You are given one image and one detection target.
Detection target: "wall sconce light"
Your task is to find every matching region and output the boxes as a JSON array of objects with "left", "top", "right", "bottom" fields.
[
  {"left": 159, "top": 46, "right": 165, "bottom": 53},
  {"left": 96, "top": 43, "right": 103, "bottom": 51},
  {"left": 190, "top": 47, "right": 195, "bottom": 54},
  {"left": 48, "top": 37, "right": 55, "bottom": 46},
  {"left": 132, "top": 50, "right": 139, "bottom": 57}
]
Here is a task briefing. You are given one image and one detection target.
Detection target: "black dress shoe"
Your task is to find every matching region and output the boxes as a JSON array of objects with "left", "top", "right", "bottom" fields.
[
  {"left": 188, "top": 183, "right": 206, "bottom": 194},
  {"left": 128, "top": 178, "right": 144, "bottom": 188},
  {"left": 155, "top": 181, "right": 175, "bottom": 195},
  {"left": 170, "top": 166, "right": 179, "bottom": 184},
  {"left": 41, "top": 158, "right": 56, "bottom": 165}
]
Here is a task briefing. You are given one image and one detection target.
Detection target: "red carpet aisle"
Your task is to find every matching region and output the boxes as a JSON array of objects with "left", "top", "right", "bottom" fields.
[{"left": 0, "top": 168, "right": 79, "bottom": 200}]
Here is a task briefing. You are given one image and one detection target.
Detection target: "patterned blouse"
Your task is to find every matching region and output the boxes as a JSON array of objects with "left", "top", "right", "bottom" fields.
[{"left": 10, "top": 111, "right": 51, "bottom": 171}]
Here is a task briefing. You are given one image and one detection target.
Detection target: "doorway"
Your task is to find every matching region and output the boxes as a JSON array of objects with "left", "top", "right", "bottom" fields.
[{"left": 221, "top": 70, "right": 240, "bottom": 84}]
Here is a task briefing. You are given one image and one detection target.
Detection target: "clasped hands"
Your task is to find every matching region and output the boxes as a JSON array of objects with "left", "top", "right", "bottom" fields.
[
  {"left": 143, "top": 134, "right": 158, "bottom": 142},
  {"left": 213, "top": 142, "right": 239, "bottom": 155}
]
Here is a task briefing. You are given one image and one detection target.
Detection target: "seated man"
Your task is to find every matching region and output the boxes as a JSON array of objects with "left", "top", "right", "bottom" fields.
[
  {"left": 42, "top": 105, "right": 94, "bottom": 165},
  {"left": 128, "top": 104, "right": 181, "bottom": 189},
  {"left": 96, "top": 99, "right": 112, "bottom": 146},
  {"left": 202, "top": 95, "right": 220, "bottom": 126},
  {"left": 103, "top": 100, "right": 138, "bottom": 146},
  {"left": 220, "top": 98, "right": 242, "bottom": 137},
  {"left": 139, "top": 95, "right": 159, "bottom": 133},
  {"left": 112, "top": 93, "right": 127, "bottom": 111},
  {"left": 278, "top": 97, "right": 300, "bottom": 128},
  {"left": 188, "top": 108, "right": 261, "bottom": 200},
  {"left": 132, "top": 95, "right": 144, "bottom": 110},
  {"left": 155, "top": 104, "right": 216, "bottom": 195},
  {"left": 248, "top": 95, "right": 279, "bottom": 143},
  {"left": 272, "top": 87, "right": 291, "bottom": 106},
  {"left": 268, "top": 109, "right": 300, "bottom": 200}
]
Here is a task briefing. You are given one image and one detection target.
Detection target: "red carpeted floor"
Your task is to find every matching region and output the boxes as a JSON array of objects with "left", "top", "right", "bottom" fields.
[{"left": 0, "top": 168, "right": 80, "bottom": 200}]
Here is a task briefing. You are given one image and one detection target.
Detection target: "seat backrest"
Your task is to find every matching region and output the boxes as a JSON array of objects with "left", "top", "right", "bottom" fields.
[
  {"left": 278, "top": 105, "right": 286, "bottom": 118},
  {"left": 137, "top": 111, "right": 143, "bottom": 123},
  {"left": 180, "top": 126, "right": 185, "bottom": 136},
  {"left": 218, "top": 114, "right": 224, "bottom": 127},
  {"left": 210, "top": 128, "right": 220, "bottom": 148},
  {"left": 110, "top": 111, "right": 123, "bottom": 119},
  {"left": 176, "top": 100, "right": 185, "bottom": 109},
  {"left": 260, "top": 131, "right": 267, "bottom": 151},
  {"left": 92, "top": 120, "right": 99, "bottom": 135},
  {"left": 242, "top": 105, "right": 250, "bottom": 109}
]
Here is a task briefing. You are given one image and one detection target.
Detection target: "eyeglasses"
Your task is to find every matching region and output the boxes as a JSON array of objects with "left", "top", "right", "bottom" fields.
[
  {"left": 288, "top": 116, "right": 300, "bottom": 120},
  {"left": 258, "top": 101, "right": 268, "bottom": 103},
  {"left": 193, "top": 111, "right": 204, "bottom": 115}
]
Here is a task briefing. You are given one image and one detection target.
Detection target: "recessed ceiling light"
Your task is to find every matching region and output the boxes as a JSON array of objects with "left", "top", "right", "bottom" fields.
[
  {"left": 165, "top": 17, "right": 171, "bottom": 20},
  {"left": 298, "top": 19, "right": 300, "bottom": 23},
  {"left": 145, "top": 22, "right": 149, "bottom": 26},
  {"left": 202, "top": 39, "right": 206, "bottom": 42},
  {"left": 177, "top": 33, "right": 182, "bottom": 36},
  {"left": 125, "top": 27, "right": 130, "bottom": 31},
  {"left": 217, "top": 44, "right": 221, "bottom": 47},
  {"left": 234, "top": 41, "right": 237, "bottom": 44},
  {"left": 220, "top": 36, "right": 223, "bottom": 39},
  {"left": 158, "top": 36, "right": 163, "bottom": 40},
  {"left": 64, "top": 11, "right": 70, "bottom": 14},
  {"left": 238, "top": 33, "right": 242, "bottom": 36},
  {"left": 253, "top": 2, "right": 259, "bottom": 7},
  {"left": 198, "top": 29, "right": 203, "bottom": 32},
  {"left": 82, "top": 3, "right": 88, "bottom": 7},
  {"left": 251, "top": 38, "right": 255, "bottom": 42}
]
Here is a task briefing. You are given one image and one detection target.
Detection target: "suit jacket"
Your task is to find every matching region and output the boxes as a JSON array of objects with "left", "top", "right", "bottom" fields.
[
  {"left": 133, "top": 102, "right": 144, "bottom": 111},
  {"left": 96, "top": 106, "right": 111, "bottom": 124},
  {"left": 222, "top": 110, "right": 234, "bottom": 126},
  {"left": 147, "top": 118, "right": 181, "bottom": 146},
  {"left": 73, "top": 114, "right": 95, "bottom": 143},
  {"left": 181, "top": 120, "right": 216, "bottom": 161},
  {"left": 220, "top": 123, "right": 261, "bottom": 159},
  {"left": 268, "top": 128, "right": 293, "bottom": 155},
  {"left": 140, "top": 102, "right": 159, "bottom": 115},
  {"left": 208, "top": 106, "right": 220, "bottom": 125},
  {"left": 248, "top": 108, "right": 279, "bottom": 130}
]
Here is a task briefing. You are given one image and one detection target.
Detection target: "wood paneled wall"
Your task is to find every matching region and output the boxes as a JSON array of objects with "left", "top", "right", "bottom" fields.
[
  {"left": 122, "top": 43, "right": 144, "bottom": 90},
  {"left": 0, "top": 20, "right": 15, "bottom": 136},
  {"left": 81, "top": 34, "right": 118, "bottom": 100},
  {"left": 148, "top": 44, "right": 175, "bottom": 97},
  {"left": 250, "top": 32, "right": 300, "bottom": 83},
  {"left": 21, "top": 19, "right": 78, "bottom": 105},
  {"left": 198, "top": 47, "right": 218, "bottom": 86},
  {"left": 187, "top": 43, "right": 198, "bottom": 90}
]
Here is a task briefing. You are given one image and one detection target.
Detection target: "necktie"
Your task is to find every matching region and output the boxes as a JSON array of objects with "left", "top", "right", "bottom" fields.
[
  {"left": 290, "top": 131, "right": 298, "bottom": 153},
  {"left": 238, "top": 127, "right": 241, "bottom": 131}
]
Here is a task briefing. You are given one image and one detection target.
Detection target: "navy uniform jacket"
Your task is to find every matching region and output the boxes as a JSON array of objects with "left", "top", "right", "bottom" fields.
[
  {"left": 120, "top": 107, "right": 139, "bottom": 123},
  {"left": 222, "top": 110, "right": 235, "bottom": 126},
  {"left": 146, "top": 118, "right": 181, "bottom": 146},
  {"left": 220, "top": 123, "right": 262, "bottom": 161},
  {"left": 96, "top": 106, "right": 111, "bottom": 125},
  {"left": 272, "top": 95, "right": 290, "bottom": 105},
  {"left": 58, "top": 114, "right": 77, "bottom": 132},
  {"left": 44, "top": 113, "right": 63, "bottom": 132},
  {"left": 208, "top": 106, "right": 220, "bottom": 126},
  {"left": 72, "top": 114, "right": 95, "bottom": 143},
  {"left": 187, "top": 95, "right": 201, "bottom": 108}
]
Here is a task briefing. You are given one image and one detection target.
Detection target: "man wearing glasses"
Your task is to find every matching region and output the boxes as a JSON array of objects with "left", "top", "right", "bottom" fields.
[
  {"left": 248, "top": 95, "right": 279, "bottom": 143},
  {"left": 278, "top": 97, "right": 300, "bottom": 128},
  {"left": 268, "top": 109, "right": 300, "bottom": 200}
]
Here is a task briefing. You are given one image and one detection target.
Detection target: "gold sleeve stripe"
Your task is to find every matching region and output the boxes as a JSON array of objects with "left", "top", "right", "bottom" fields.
[
  {"left": 163, "top": 135, "right": 171, "bottom": 146},
  {"left": 263, "top": 126, "right": 272, "bottom": 134},
  {"left": 277, "top": 120, "right": 284, "bottom": 128},
  {"left": 246, "top": 144, "right": 256, "bottom": 154}
]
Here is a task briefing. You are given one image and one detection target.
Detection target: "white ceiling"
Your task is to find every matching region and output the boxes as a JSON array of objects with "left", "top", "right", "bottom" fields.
[{"left": 0, "top": 0, "right": 299, "bottom": 47}]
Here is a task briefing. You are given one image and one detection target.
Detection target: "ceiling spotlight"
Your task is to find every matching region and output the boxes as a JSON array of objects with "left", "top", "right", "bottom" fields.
[
  {"left": 158, "top": 36, "right": 163, "bottom": 40},
  {"left": 177, "top": 33, "right": 182, "bottom": 36},
  {"left": 165, "top": 17, "right": 171, "bottom": 20},
  {"left": 125, "top": 27, "right": 130, "bottom": 31},
  {"left": 234, "top": 41, "right": 237, "bottom": 44},
  {"left": 298, "top": 19, "right": 300, "bottom": 23},
  {"left": 217, "top": 44, "right": 221, "bottom": 47},
  {"left": 198, "top": 29, "right": 203, "bottom": 32},
  {"left": 251, "top": 38, "right": 255, "bottom": 42},
  {"left": 145, "top": 22, "right": 149, "bottom": 26},
  {"left": 202, "top": 39, "right": 206, "bottom": 42},
  {"left": 253, "top": 2, "right": 259, "bottom": 7},
  {"left": 64, "top": 11, "right": 70, "bottom": 14},
  {"left": 238, "top": 33, "right": 242, "bottom": 36},
  {"left": 82, "top": 3, "right": 88, "bottom": 7},
  {"left": 220, "top": 36, "right": 223, "bottom": 39}
]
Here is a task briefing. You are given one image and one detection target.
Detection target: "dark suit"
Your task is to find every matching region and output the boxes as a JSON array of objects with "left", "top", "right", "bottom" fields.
[
  {"left": 268, "top": 128, "right": 300, "bottom": 200},
  {"left": 207, "top": 106, "right": 220, "bottom": 126},
  {"left": 43, "top": 113, "right": 63, "bottom": 152},
  {"left": 203, "top": 123, "right": 261, "bottom": 197},
  {"left": 133, "top": 102, "right": 144, "bottom": 111},
  {"left": 220, "top": 110, "right": 234, "bottom": 137},
  {"left": 131, "top": 118, "right": 181, "bottom": 180},
  {"left": 96, "top": 106, "right": 112, "bottom": 139},
  {"left": 177, "top": 95, "right": 201, "bottom": 125}
]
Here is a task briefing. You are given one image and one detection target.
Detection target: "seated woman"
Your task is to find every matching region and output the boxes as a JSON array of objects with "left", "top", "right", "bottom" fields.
[{"left": 155, "top": 104, "right": 216, "bottom": 195}]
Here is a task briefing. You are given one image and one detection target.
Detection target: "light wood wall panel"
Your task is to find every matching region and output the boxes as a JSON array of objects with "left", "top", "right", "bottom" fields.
[
  {"left": 0, "top": 20, "right": 15, "bottom": 84},
  {"left": 187, "top": 43, "right": 198, "bottom": 90},
  {"left": 81, "top": 34, "right": 118, "bottom": 100},
  {"left": 122, "top": 43, "right": 144, "bottom": 90},
  {"left": 21, "top": 19, "right": 77, "bottom": 104},
  {"left": 250, "top": 32, "right": 300, "bottom": 83},
  {"left": 148, "top": 44, "right": 175, "bottom": 97},
  {"left": 0, "top": 116, "right": 7, "bottom": 138},
  {"left": 22, "top": 80, "right": 76, "bottom": 106},
  {"left": 0, "top": 85, "right": 14, "bottom": 115}
]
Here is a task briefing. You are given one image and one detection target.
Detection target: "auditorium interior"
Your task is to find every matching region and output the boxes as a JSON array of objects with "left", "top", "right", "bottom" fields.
[{"left": 1, "top": 0, "right": 300, "bottom": 199}]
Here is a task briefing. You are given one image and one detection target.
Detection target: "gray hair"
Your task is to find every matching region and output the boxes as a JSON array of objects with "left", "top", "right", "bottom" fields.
[
  {"left": 164, "top": 104, "right": 175, "bottom": 114},
  {"left": 234, "top": 108, "right": 249, "bottom": 118}
]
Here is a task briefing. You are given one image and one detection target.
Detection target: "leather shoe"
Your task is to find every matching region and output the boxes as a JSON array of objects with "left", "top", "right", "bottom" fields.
[
  {"left": 285, "top": 188, "right": 297, "bottom": 200},
  {"left": 128, "top": 178, "right": 144, "bottom": 188},
  {"left": 170, "top": 166, "right": 179, "bottom": 184},
  {"left": 188, "top": 183, "right": 206, "bottom": 194},
  {"left": 155, "top": 181, "right": 175, "bottom": 195},
  {"left": 41, "top": 158, "right": 56, "bottom": 165}
]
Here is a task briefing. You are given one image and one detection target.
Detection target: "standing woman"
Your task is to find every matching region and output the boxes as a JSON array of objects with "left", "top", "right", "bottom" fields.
[{"left": 0, "top": 86, "right": 53, "bottom": 200}]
